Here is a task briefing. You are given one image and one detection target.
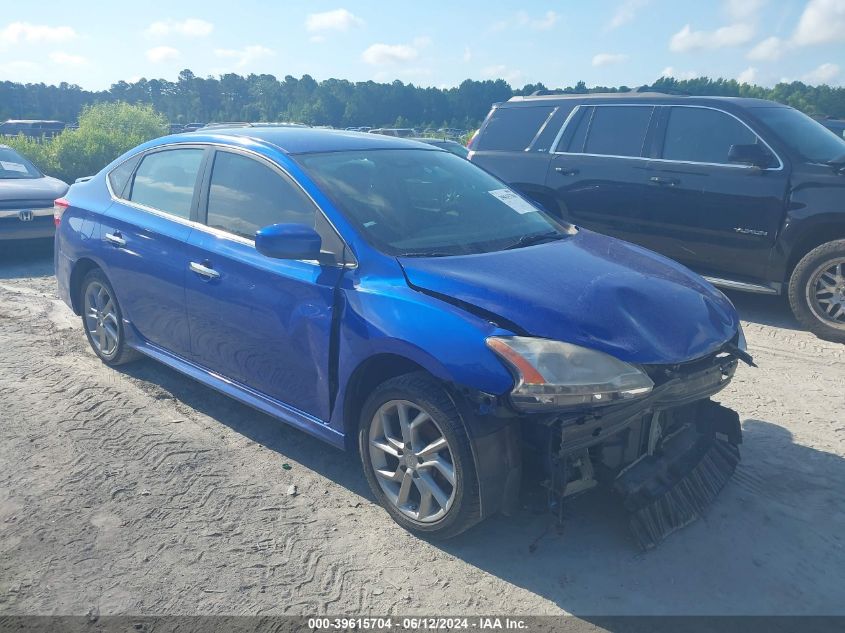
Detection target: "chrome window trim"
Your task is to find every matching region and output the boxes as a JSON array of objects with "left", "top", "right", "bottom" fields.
[
  {"left": 550, "top": 103, "right": 784, "bottom": 171},
  {"left": 549, "top": 105, "right": 582, "bottom": 154},
  {"left": 525, "top": 106, "right": 559, "bottom": 152},
  {"left": 105, "top": 141, "right": 357, "bottom": 269}
]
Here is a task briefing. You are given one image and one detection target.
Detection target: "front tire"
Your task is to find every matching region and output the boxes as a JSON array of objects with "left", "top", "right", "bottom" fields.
[
  {"left": 80, "top": 268, "right": 141, "bottom": 365},
  {"left": 788, "top": 240, "right": 845, "bottom": 343},
  {"left": 358, "top": 372, "right": 482, "bottom": 539}
]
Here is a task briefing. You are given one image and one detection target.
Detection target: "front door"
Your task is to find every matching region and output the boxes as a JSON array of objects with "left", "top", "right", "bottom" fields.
[
  {"left": 643, "top": 106, "right": 788, "bottom": 280},
  {"left": 184, "top": 149, "right": 344, "bottom": 421}
]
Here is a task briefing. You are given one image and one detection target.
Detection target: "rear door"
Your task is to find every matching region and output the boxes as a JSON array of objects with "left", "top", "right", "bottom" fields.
[
  {"left": 184, "top": 148, "right": 345, "bottom": 421},
  {"left": 470, "top": 104, "right": 568, "bottom": 215},
  {"left": 545, "top": 104, "right": 656, "bottom": 245},
  {"left": 643, "top": 105, "right": 788, "bottom": 280},
  {"left": 101, "top": 146, "right": 208, "bottom": 357}
]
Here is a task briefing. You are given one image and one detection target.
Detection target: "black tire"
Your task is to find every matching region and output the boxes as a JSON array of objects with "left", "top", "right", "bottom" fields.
[
  {"left": 79, "top": 268, "right": 141, "bottom": 365},
  {"left": 358, "top": 371, "right": 482, "bottom": 539},
  {"left": 788, "top": 239, "right": 845, "bottom": 343}
]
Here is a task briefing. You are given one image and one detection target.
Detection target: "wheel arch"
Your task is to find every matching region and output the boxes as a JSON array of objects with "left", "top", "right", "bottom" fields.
[
  {"left": 340, "top": 353, "right": 429, "bottom": 451},
  {"left": 68, "top": 257, "right": 101, "bottom": 315},
  {"left": 785, "top": 222, "right": 845, "bottom": 282}
]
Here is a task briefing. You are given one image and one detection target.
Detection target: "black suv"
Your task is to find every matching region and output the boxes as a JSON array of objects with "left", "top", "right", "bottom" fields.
[{"left": 469, "top": 93, "right": 845, "bottom": 342}]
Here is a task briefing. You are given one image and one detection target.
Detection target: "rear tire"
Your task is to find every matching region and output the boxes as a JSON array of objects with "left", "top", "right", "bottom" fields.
[
  {"left": 80, "top": 268, "right": 141, "bottom": 365},
  {"left": 788, "top": 240, "right": 845, "bottom": 343},
  {"left": 358, "top": 371, "right": 482, "bottom": 539}
]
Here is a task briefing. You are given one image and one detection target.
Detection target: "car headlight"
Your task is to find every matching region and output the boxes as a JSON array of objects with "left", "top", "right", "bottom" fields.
[{"left": 486, "top": 336, "right": 654, "bottom": 411}]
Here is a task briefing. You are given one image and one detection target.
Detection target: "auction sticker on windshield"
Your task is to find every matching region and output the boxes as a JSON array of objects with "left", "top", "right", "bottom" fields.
[
  {"left": 488, "top": 188, "right": 536, "bottom": 214},
  {"left": 1, "top": 161, "right": 28, "bottom": 173}
]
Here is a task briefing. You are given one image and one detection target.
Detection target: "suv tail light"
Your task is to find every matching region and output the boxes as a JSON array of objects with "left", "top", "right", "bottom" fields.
[{"left": 53, "top": 198, "right": 69, "bottom": 226}]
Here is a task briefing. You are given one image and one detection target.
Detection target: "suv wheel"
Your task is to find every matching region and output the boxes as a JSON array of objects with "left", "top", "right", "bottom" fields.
[
  {"left": 358, "top": 372, "right": 481, "bottom": 539},
  {"left": 80, "top": 268, "right": 141, "bottom": 365},
  {"left": 788, "top": 240, "right": 845, "bottom": 343}
]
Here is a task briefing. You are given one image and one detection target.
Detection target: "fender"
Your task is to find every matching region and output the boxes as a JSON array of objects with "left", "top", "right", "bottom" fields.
[{"left": 771, "top": 178, "right": 845, "bottom": 281}]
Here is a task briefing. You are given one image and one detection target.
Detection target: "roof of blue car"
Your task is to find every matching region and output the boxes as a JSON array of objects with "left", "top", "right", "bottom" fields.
[{"left": 180, "top": 127, "right": 437, "bottom": 154}]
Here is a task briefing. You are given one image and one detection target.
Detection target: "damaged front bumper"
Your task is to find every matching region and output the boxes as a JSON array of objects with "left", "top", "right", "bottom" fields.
[{"left": 510, "top": 347, "right": 744, "bottom": 548}]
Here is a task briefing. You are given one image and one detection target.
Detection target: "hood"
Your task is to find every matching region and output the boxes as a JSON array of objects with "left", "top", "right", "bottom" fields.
[
  {"left": 398, "top": 230, "right": 739, "bottom": 365},
  {"left": 0, "top": 175, "right": 68, "bottom": 203}
]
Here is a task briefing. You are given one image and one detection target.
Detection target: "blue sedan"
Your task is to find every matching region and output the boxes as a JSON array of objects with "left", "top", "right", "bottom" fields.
[{"left": 55, "top": 129, "right": 748, "bottom": 545}]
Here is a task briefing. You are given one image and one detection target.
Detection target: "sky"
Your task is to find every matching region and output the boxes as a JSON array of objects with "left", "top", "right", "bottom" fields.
[{"left": 1, "top": 0, "right": 844, "bottom": 90}]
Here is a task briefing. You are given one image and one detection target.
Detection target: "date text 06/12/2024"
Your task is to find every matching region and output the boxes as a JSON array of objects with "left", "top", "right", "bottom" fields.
[{"left": 307, "top": 617, "right": 528, "bottom": 630}]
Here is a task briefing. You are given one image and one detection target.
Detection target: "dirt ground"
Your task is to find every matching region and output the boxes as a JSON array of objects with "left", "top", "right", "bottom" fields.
[{"left": 1, "top": 243, "right": 844, "bottom": 617}]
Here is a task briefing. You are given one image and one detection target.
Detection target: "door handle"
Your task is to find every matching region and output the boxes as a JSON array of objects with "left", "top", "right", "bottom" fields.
[
  {"left": 649, "top": 176, "right": 680, "bottom": 186},
  {"left": 189, "top": 261, "right": 220, "bottom": 280},
  {"left": 555, "top": 166, "right": 579, "bottom": 176},
  {"left": 103, "top": 232, "right": 126, "bottom": 247}
]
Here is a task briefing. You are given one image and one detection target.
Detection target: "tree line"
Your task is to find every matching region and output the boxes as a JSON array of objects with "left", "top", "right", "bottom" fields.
[{"left": 2, "top": 71, "right": 845, "bottom": 129}]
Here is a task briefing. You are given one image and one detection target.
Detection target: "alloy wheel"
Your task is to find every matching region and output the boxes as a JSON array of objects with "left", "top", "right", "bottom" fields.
[
  {"left": 83, "top": 281, "right": 120, "bottom": 356},
  {"left": 368, "top": 399, "right": 457, "bottom": 523},
  {"left": 807, "top": 258, "right": 845, "bottom": 330}
]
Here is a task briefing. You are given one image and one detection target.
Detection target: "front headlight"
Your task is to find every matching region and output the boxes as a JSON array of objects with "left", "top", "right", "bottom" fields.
[{"left": 486, "top": 336, "right": 654, "bottom": 411}]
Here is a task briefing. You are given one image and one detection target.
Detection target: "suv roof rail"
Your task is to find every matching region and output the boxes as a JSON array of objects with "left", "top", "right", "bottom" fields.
[
  {"left": 530, "top": 90, "right": 560, "bottom": 96},
  {"left": 634, "top": 84, "right": 691, "bottom": 96}
]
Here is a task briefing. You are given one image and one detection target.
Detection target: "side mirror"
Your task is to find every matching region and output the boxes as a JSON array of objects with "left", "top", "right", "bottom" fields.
[
  {"left": 255, "top": 223, "right": 322, "bottom": 260},
  {"left": 728, "top": 144, "right": 772, "bottom": 168}
]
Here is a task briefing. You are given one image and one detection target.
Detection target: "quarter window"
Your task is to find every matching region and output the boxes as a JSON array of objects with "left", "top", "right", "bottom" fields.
[
  {"left": 476, "top": 106, "right": 557, "bottom": 152},
  {"left": 129, "top": 149, "right": 204, "bottom": 219},
  {"left": 205, "top": 151, "right": 316, "bottom": 239},
  {"left": 108, "top": 154, "right": 141, "bottom": 198},
  {"left": 662, "top": 107, "right": 761, "bottom": 165},
  {"left": 583, "top": 106, "right": 653, "bottom": 157}
]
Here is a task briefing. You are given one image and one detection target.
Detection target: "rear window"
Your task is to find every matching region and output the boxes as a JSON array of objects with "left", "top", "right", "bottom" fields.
[
  {"left": 476, "top": 106, "right": 556, "bottom": 152},
  {"left": 129, "top": 149, "right": 204, "bottom": 219},
  {"left": 582, "top": 106, "right": 653, "bottom": 157}
]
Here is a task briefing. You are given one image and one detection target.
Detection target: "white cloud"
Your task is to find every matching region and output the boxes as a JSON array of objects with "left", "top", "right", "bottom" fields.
[
  {"left": 491, "top": 10, "right": 559, "bottom": 32},
  {"left": 362, "top": 43, "right": 418, "bottom": 65},
  {"left": 725, "top": 0, "right": 766, "bottom": 21},
  {"left": 481, "top": 64, "right": 523, "bottom": 85},
  {"left": 516, "top": 10, "right": 560, "bottom": 30},
  {"left": 747, "top": 36, "right": 784, "bottom": 61},
  {"left": 660, "top": 66, "right": 700, "bottom": 80},
  {"left": 592, "top": 52, "right": 628, "bottom": 67},
  {"left": 146, "top": 46, "right": 181, "bottom": 63},
  {"left": 737, "top": 66, "right": 758, "bottom": 83},
  {"left": 462, "top": 46, "right": 472, "bottom": 62},
  {"left": 214, "top": 45, "right": 274, "bottom": 68},
  {"left": 792, "top": 0, "right": 845, "bottom": 46},
  {"left": 305, "top": 8, "right": 364, "bottom": 32},
  {"left": 802, "top": 62, "right": 840, "bottom": 84},
  {"left": 0, "top": 22, "right": 76, "bottom": 46},
  {"left": 145, "top": 18, "right": 213, "bottom": 38},
  {"left": 49, "top": 51, "right": 87, "bottom": 66},
  {"left": 669, "top": 23, "right": 754, "bottom": 51},
  {"left": 607, "top": 0, "right": 649, "bottom": 30}
]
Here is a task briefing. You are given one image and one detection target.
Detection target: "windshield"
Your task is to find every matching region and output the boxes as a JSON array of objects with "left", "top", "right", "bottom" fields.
[
  {"left": 753, "top": 106, "right": 845, "bottom": 163},
  {"left": 296, "top": 149, "right": 571, "bottom": 256},
  {"left": 0, "top": 147, "right": 42, "bottom": 179}
]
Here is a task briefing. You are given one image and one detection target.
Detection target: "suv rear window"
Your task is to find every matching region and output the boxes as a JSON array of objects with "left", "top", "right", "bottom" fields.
[
  {"left": 582, "top": 106, "right": 653, "bottom": 157},
  {"left": 476, "top": 106, "right": 556, "bottom": 152}
]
